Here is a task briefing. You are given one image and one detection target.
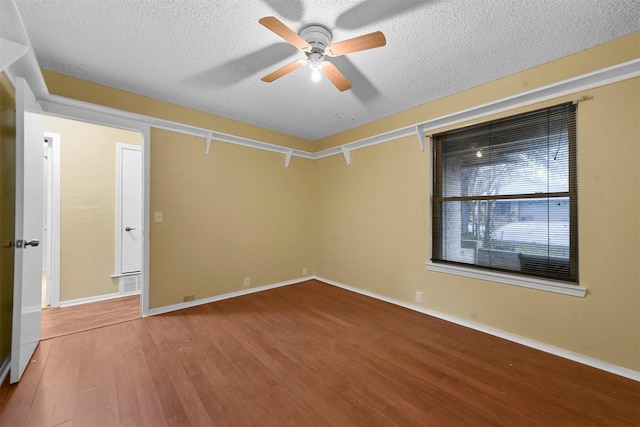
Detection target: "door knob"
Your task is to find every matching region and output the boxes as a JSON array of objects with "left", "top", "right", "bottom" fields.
[
  {"left": 1, "top": 240, "right": 12, "bottom": 248},
  {"left": 125, "top": 227, "right": 136, "bottom": 232}
]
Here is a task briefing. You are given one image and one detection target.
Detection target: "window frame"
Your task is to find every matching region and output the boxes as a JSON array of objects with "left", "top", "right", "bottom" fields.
[{"left": 427, "top": 103, "right": 586, "bottom": 297}]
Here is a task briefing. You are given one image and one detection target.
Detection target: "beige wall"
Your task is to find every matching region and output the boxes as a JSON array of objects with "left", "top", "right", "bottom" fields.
[
  {"left": 43, "top": 116, "right": 141, "bottom": 301},
  {"left": 42, "top": 33, "right": 639, "bottom": 371},
  {"left": 149, "top": 129, "right": 314, "bottom": 308},
  {"left": 315, "top": 42, "right": 640, "bottom": 369}
]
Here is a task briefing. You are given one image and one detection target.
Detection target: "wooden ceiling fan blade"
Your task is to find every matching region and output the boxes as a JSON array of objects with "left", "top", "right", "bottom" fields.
[
  {"left": 261, "top": 59, "right": 307, "bottom": 82},
  {"left": 321, "top": 61, "right": 352, "bottom": 92},
  {"left": 325, "top": 31, "right": 386, "bottom": 57},
  {"left": 259, "top": 16, "right": 311, "bottom": 52}
]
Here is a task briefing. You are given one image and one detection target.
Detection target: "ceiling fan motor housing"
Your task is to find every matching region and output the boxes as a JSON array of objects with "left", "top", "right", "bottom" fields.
[{"left": 299, "top": 24, "right": 332, "bottom": 55}]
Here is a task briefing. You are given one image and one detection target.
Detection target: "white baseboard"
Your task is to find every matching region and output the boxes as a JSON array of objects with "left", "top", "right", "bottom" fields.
[
  {"left": 60, "top": 291, "right": 140, "bottom": 308},
  {"left": 314, "top": 276, "right": 640, "bottom": 382},
  {"left": 145, "top": 276, "right": 311, "bottom": 317},
  {"left": 0, "top": 355, "right": 10, "bottom": 385}
]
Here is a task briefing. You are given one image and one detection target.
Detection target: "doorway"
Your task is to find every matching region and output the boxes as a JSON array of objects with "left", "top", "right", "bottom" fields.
[{"left": 41, "top": 116, "right": 143, "bottom": 336}]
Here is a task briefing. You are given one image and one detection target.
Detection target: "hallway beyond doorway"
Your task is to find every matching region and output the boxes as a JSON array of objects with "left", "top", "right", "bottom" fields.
[{"left": 41, "top": 295, "right": 140, "bottom": 340}]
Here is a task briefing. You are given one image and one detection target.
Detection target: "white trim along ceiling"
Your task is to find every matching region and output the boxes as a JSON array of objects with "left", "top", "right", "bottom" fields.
[{"left": 39, "top": 58, "right": 640, "bottom": 166}]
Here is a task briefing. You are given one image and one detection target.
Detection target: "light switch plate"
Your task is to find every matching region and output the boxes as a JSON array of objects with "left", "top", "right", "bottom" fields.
[{"left": 154, "top": 211, "right": 163, "bottom": 222}]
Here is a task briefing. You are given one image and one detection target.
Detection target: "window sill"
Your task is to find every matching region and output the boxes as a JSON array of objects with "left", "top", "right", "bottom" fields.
[{"left": 425, "top": 262, "right": 586, "bottom": 297}]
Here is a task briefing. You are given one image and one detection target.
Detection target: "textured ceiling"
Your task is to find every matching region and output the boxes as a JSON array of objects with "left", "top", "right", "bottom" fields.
[{"left": 14, "top": 0, "right": 640, "bottom": 141}]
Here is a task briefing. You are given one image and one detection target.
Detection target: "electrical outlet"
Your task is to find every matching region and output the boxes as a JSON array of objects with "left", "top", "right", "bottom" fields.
[
  {"left": 183, "top": 294, "right": 195, "bottom": 302},
  {"left": 244, "top": 277, "right": 251, "bottom": 287},
  {"left": 415, "top": 291, "right": 423, "bottom": 304},
  {"left": 302, "top": 267, "right": 308, "bottom": 276}
]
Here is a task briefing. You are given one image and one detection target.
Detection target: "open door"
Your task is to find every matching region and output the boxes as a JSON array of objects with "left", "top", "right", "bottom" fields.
[{"left": 10, "top": 77, "right": 43, "bottom": 383}]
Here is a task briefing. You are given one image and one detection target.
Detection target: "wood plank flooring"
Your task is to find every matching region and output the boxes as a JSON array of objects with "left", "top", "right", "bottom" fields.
[
  {"left": 40, "top": 295, "right": 141, "bottom": 340},
  {"left": 1, "top": 280, "right": 638, "bottom": 426}
]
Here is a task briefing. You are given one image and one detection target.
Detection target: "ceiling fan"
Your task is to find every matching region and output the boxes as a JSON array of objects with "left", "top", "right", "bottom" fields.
[{"left": 258, "top": 16, "right": 386, "bottom": 92}]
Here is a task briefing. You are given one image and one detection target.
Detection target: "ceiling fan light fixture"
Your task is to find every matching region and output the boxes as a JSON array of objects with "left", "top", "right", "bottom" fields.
[
  {"left": 311, "top": 68, "right": 322, "bottom": 82},
  {"left": 308, "top": 51, "right": 323, "bottom": 82}
]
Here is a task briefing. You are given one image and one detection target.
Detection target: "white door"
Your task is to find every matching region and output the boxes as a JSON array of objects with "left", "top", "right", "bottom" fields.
[
  {"left": 118, "top": 144, "right": 142, "bottom": 274},
  {"left": 10, "top": 77, "right": 43, "bottom": 383}
]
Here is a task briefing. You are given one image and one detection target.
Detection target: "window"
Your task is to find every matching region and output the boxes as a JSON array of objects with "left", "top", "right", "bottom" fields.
[{"left": 432, "top": 103, "right": 577, "bottom": 283}]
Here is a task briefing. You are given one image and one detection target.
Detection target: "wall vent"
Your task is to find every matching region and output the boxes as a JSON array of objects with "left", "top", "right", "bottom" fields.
[{"left": 119, "top": 274, "right": 141, "bottom": 294}]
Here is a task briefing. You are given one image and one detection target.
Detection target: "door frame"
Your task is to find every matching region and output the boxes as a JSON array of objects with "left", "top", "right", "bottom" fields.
[
  {"left": 47, "top": 130, "right": 144, "bottom": 307},
  {"left": 41, "top": 106, "right": 150, "bottom": 316},
  {"left": 43, "top": 132, "right": 60, "bottom": 307}
]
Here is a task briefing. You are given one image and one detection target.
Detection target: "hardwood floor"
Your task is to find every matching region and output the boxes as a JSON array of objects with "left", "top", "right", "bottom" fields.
[
  {"left": 1, "top": 280, "right": 638, "bottom": 426},
  {"left": 40, "top": 295, "right": 141, "bottom": 340}
]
